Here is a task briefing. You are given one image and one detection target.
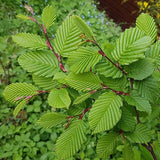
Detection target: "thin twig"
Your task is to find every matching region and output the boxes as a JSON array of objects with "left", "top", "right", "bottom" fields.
[
  {"left": 130, "top": 77, "right": 157, "bottom": 160},
  {"left": 101, "top": 83, "right": 129, "bottom": 96},
  {"left": 134, "top": 107, "right": 141, "bottom": 123},
  {"left": 142, "top": 143, "right": 157, "bottom": 160},
  {"left": 27, "top": 8, "right": 67, "bottom": 72},
  {"left": 89, "top": 40, "right": 127, "bottom": 75}
]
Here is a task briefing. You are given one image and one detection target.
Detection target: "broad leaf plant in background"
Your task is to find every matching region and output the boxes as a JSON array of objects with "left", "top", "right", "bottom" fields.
[{"left": 3, "top": 4, "right": 160, "bottom": 160}]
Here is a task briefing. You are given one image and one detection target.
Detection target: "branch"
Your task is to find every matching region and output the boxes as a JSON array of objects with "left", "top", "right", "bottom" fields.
[
  {"left": 65, "top": 107, "right": 92, "bottom": 129},
  {"left": 142, "top": 143, "right": 157, "bottom": 160},
  {"left": 88, "top": 40, "right": 127, "bottom": 75},
  {"left": 130, "top": 77, "right": 157, "bottom": 160},
  {"left": 101, "top": 83, "right": 129, "bottom": 96},
  {"left": 119, "top": 129, "right": 125, "bottom": 140},
  {"left": 134, "top": 106, "right": 141, "bottom": 123},
  {"left": 15, "top": 90, "right": 50, "bottom": 102},
  {"left": 26, "top": 5, "right": 67, "bottom": 73}
]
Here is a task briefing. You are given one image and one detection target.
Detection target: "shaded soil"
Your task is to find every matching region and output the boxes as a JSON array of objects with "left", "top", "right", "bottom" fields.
[{"left": 97, "top": 0, "right": 139, "bottom": 30}]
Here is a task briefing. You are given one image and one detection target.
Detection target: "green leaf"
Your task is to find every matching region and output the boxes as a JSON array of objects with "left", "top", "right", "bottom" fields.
[
  {"left": 37, "top": 112, "right": 67, "bottom": 128},
  {"left": 100, "top": 75, "right": 128, "bottom": 91},
  {"left": 89, "top": 92, "right": 122, "bottom": 134},
  {"left": 13, "top": 100, "right": 27, "bottom": 117},
  {"left": 42, "top": 6, "right": 56, "bottom": 29},
  {"left": 125, "top": 91, "right": 152, "bottom": 113},
  {"left": 74, "top": 15, "right": 94, "bottom": 39},
  {"left": 97, "top": 132, "right": 120, "bottom": 158},
  {"left": 16, "top": 14, "right": 30, "bottom": 20},
  {"left": 118, "top": 107, "right": 136, "bottom": 132},
  {"left": 48, "top": 88, "right": 71, "bottom": 109},
  {"left": 67, "top": 103, "right": 86, "bottom": 116},
  {"left": 53, "top": 72, "right": 67, "bottom": 84},
  {"left": 124, "top": 58, "right": 154, "bottom": 80},
  {"left": 73, "top": 92, "right": 92, "bottom": 105},
  {"left": 12, "top": 33, "right": 47, "bottom": 49},
  {"left": 54, "top": 15, "right": 82, "bottom": 57},
  {"left": 68, "top": 47, "right": 102, "bottom": 74},
  {"left": 56, "top": 120, "right": 87, "bottom": 159},
  {"left": 95, "top": 60, "right": 123, "bottom": 79},
  {"left": 122, "top": 142, "right": 134, "bottom": 160},
  {"left": 136, "top": 13, "right": 157, "bottom": 43},
  {"left": 18, "top": 51, "right": 59, "bottom": 77},
  {"left": 135, "top": 76, "right": 159, "bottom": 102},
  {"left": 66, "top": 72, "right": 102, "bottom": 92},
  {"left": 32, "top": 74, "right": 60, "bottom": 90},
  {"left": 127, "top": 123, "right": 152, "bottom": 143},
  {"left": 112, "top": 28, "right": 152, "bottom": 65},
  {"left": 146, "top": 40, "right": 160, "bottom": 67},
  {"left": 3, "top": 83, "right": 38, "bottom": 104}
]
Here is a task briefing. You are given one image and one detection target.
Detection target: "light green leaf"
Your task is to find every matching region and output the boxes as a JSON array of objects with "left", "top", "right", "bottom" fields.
[
  {"left": 100, "top": 75, "right": 128, "bottom": 91},
  {"left": 66, "top": 72, "right": 102, "bottom": 92},
  {"left": 3, "top": 83, "right": 38, "bottom": 104},
  {"left": 136, "top": 13, "right": 157, "bottom": 43},
  {"left": 53, "top": 72, "right": 67, "bottom": 84},
  {"left": 32, "top": 74, "right": 60, "bottom": 90},
  {"left": 67, "top": 103, "right": 86, "bottom": 116},
  {"left": 146, "top": 40, "right": 160, "bottom": 67},
  {"left": 74, "top": 15, "right": 94, "bottom": 39},
  {"left": 127, "top": 123, "right": 152, "bottom": 143},
  {"left": 18, "top": 51, "right": 59, "bottom": 77},
  {"left": 133, "top": 148, "right": 141, "bottom": 160},
  {"left": 118, "top": 107, "right": 136, "bottom": 132},
  {"left": 16, "top": 14, "right": 30, "bottom": 20},
  {"left": 73, "top": 92, "right": 92, "bottom": 105},
  {"left": 42, "top": 6, "right": 56, "bottom": 29},
  {"left": 122, "top": 142, "right": 134, "bottom": 160},
  {"left": 95, "top": 60, "right": 123, "bottom": 79},
  {"left": 89, "top": 92, "right": 122, "bottom": 134},
  {"left": 37, "top": 112, "right": 67, "bottom": 128},
  {"left": 112, "top": 28, "right": 152, "bottom": 65},
  {"left": 56, "top": 120, "right": 87, "bottom": 159},
  {"left": 125, "top": 91, "right": 152, "bottom": 113},
  {"left": 97, "top": 132, "right": 120, "bottom": 158},
  {"left": 12, "top": 33, "right": 47, "bottom": 49},
  {"left": 48, "top": 88, "right": 71, "bottom": 109},
  {"left": 125, "top": 58, "right": 154, "bottom": 80},
  {"left": 54, "top": 15, "right": 82, "bottom": 57},
  {"left": 13, "top": 100, "right": 27, "bottom": 117},
  {"left": 135, "top": 76, "right": 159, "bottom": 102},
  {"left": 68, "top": 47, "right": 102, "bottom": 74}
]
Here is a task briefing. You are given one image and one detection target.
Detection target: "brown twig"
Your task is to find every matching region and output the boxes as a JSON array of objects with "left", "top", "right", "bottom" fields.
[
  {"left": 119, "top": 129, "right": 125, "bottom": 140},
  {"left": 142, "top": 143, "right": 157, "bottom": 160},
  {"left": 88, "top": 40, "right": 127, "bottom": 75},
  {"left": 65, "top": 107, "right": 92, "bottom": 129},
  {"left": 101, "top": 83, "right": 129, "bottom": 96},
  {"left": 26, "top": 4, "right": 67, "bottom": 73},
  {"left": 130, "top": 77, "right": 157, "bottom": 160},
  {"left": 15, "top": 90, "right": 50, "bottom": 102},
  {"left": 134, "top": 107, "right": 141, "bottom": 123}
]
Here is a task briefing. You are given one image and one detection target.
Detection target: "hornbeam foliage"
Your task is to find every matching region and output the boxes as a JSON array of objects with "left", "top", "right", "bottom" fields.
[{"left": 3, "top": 5, "right": 160, "bottom": 160}]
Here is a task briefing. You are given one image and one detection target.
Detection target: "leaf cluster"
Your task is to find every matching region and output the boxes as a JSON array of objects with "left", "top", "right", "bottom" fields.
[{"left": 2, "top": 4, "right": 160, "bottom": 160}]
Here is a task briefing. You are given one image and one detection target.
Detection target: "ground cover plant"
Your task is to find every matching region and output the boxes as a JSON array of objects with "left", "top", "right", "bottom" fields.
[{"left": 3, "top": 3, "right": 160, "bottom": 160}]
